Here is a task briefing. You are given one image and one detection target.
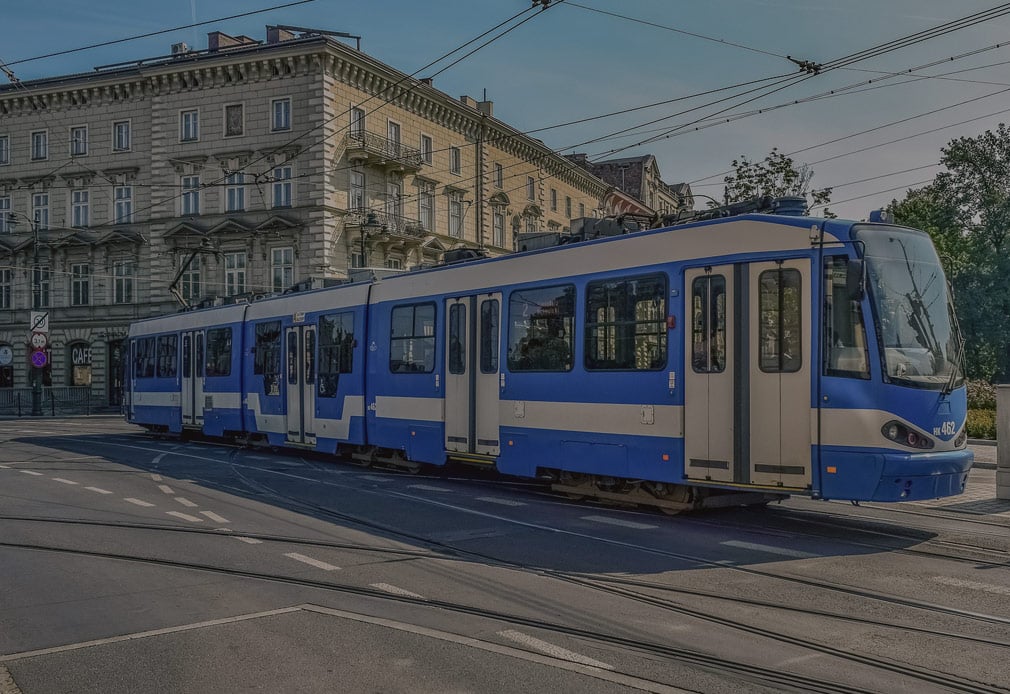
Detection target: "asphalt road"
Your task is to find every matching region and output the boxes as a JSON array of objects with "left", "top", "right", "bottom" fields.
[{"left": 1, "top": 418, "right": 1008, "bottom": 693}]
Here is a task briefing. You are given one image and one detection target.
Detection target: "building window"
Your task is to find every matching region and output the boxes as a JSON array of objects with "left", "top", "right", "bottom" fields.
[
  {"left": 0, "top": 197, "right": 10, "bottom": 233},
  {"left": 114, "top": 186, "right": 133, "bottom": 223},
  {"left": 180, "top": 255, "right": 201, "bottom": 302},
  {"left": 271, "top": 246, "right": 294, "bottom": 293},
  {"left": 31, "top": 131, "right": 47, "bottom": 160},
  {"left": 448, "top": 192, "right": 463, "bottom": 238},
  {"left": 384, "top": 258, "right": 402, "bottom": 270},
  {"left": 550, "top": 188, "right": 557, "bottom": 211},
  {"left": 0, "top": 269, "right": 11, "bottom": 309},
  {"left": 225, "top": 173, "right": 245, "bottom": 212},
  {"left": 387, "top": 120, "right": 401, "bottom": 148},
  {"left": 272, "top": 167, "right": 292, "bottom": 208},
  {"left": 449, "top": 146, "right": 461, "bottom": 175},
  {"left": 525, "top": 216, "right": 537, "bottom": 234},
  {"left": 71, "top": 190, "right": 90, "bottom": 227},
  {"left": 493, "top": 210, "right": 505, "bottom": 247},
  {"left": 181, "top": 176, "right": 200, "bottom": 215},
  {"left": 385, "top": 181, "right": 402, "bottom": 219},
  {"left": 420, "top": 134, "right": 433, "bottom": 164},
  {"left": 565, "top": 196, "right": 572, "bottom": 218},
  {"left": 71, "top": 264, "right": 90, "bottom": 306},
  {"left": 113, "top": 120, "right": 131, "bottom": 151},
  {"left": 271, "top": 98, "right": 291, "bottom": 131},
  {"left": 419, "top": 182, "right": 434, "bottom": 230},
  {"left": 350, "top": 251, "right": 363, "bottom": 269},
  {"left": 33, "top": 266, "right": 50, "bottom": 308},
  {"left": 224, "top": 104, "right": 244, "bottom": 137},
  {"left": 33, "top": 193, "right": 49, "bottom": 230},
  {"left": 180, "top": 109, "right": 199, "bottom": 141},
  {"left": 579, "top": 202, "right": 585, "bottom": 217},
  {"left": 389, "top": 303, "right": 436, "bottom": 373},
  {"left": 349, "top": 170, "right": 365, "bottom": 210},
  {"left": 526, "top": 176, "right": 535, "bottom": 200},
  {"left": 0, "top": 343, "right": 12, "bottom": 387},
  {"left": 68, "top": 342, "right": 93, "bottom": 386},
  {"left": 70, "top": 126, "right": 88, "bottom": 156},
  {"left": 350, "top": 106, "right": 365, "bottom": 136},
  {"left": 114, "top": 260, "right": 135, "bottom": 303},
  {"left": 225, "top": 251, "right": 247, "bottom": 296},
  {"left": 494, "top": 162, "right": 503, "bottom": 188},
  {"left": 0, "top": 135, "right": 9, "bottom": 165}
]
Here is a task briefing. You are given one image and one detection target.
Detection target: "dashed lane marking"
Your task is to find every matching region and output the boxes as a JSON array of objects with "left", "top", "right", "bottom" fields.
[
  {"left": 52, "top": 478, "right": 79, "bottom": 485},
  {"left": 497, "top": 630, "right": 614, "bottom": 670},
  {"left": 85, "top": 487, "right": 112, "bottom": 495},
  {"left": 477, "top": 496, "right": 526, "bottom": 507},
  {"left": 166, "top": 511, "right": 204, "bottom": 523},
  {"left": 200, "top": 511, "right": 230, "bottom": 524},
  {"left": 581, "top": 515, "right": 658, "bottom": 530},
  {"left": 358, "top": 475, "right": 394, "bottom": 482},
  {"left": 720, "top": 540, "right": 817, "bottom": 559},
  {"left": 151, "top": 472, "right": 163, "bottom": 481},
  {"left": 19, "top": 470, "right": 43, "bottom": 476},
  {"left": 174, "top": 497, "right": 198, "bottom": 508},
  {"left": 157, "top": 485, "right": 175, "bottom": 495},
  {"left": 234, "top": 536, "right": 263, "bottom": 545},
  {"left": 124, "top": 498, "right": 155, "bottom": 508},
  {"left": 933, "top": 576, "right": 1010, "bottom": 596},
  {"left": 284, "top": 552, "right": 340, "bottom": 571},
  {"left": 369, "top": 583, "right": 425, "bottom": 599},
  {"left": 0, "top": 465, "right": 9, "bottom": 469},
  {"left": 407, "top": 484, "right": 454, "bottom": 493}
]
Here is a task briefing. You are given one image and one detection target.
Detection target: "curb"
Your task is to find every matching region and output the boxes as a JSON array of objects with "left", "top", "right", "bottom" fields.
[{"left": 968, "top": 438, "right": 996, "bottom": 447}]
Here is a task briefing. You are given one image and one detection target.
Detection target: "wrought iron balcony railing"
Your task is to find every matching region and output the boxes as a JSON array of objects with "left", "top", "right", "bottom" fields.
[
  {"left": 344, "top": 131, "right": 425, "bottom": 170},
  {"left": 348, "top": 207, "right": 430, "bottom": 238}
]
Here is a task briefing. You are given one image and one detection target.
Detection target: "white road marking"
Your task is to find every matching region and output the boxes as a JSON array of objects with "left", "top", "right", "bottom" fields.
[
  {"left": 85, "top": 486, "right": 112, "bottom": 494},
  {"left": 721, "top": 540, "right": 816, "bottom": 559},
  {"left": 247, "top": 456, "right": 271, "bottom": 460},
  {"left": 124, "top": 498, "right": 155, "bottom": 507},
  {"left": 284, "top": 552, "right": 340, "bottom": 571},
  {"left": 51, "top": 478, "right": 79, "bottom": 485},
  {"left": 477, "top": 496, "right": 526, "bottom": 507},
  {"left": 215, "top": 528, "right": 234, "bottom": 533},
  {"left": 407, "top": 484, "right": 453, "bottom": 492},
  {"left": 157, "top": 485, "right": 174, "bottom": 495},
  {"left": 166, "top": 511, "right": 204, "bottom": 523},
  {"left": 20, "top": 470, "right": 43, "bottom": 476},
  {"left": 497, "top": 630, "right": 614, "bottom": 670},
  {"left": 0, "top": 464, "right": 9, "bottom": 469},
  {"left": 358, "top": 474, "right": 393, "bottom": 482},
  {"left": 581, "top": 515, "right": 658, "bottom": 530},
  {"left": 234, "top": 536, "right": 263, "bottom": 545},
  {"left": 933, "top": 576, "right": 1010, "bottom": 596},
  {"left": 369, "top": 583, "right": 425, "bottom": 599},
  {"left": 151, "top": 472, "right": 163, "bottom": 481},
  {"left": 200, "top": 511, "right": 230, "bottom": 524},
  {"left": 174, "top": 497, "right": 198, "bottom": 508}
]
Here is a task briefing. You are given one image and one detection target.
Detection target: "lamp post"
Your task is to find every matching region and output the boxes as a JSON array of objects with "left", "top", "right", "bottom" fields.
[
  {"left": 359, "top": 211, "right": 381, "bottom": 269},
  {"left": 10, "top": 211, "right": 44, "bottom": 416}
]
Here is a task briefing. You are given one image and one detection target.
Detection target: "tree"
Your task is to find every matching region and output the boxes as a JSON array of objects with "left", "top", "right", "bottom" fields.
[{"left": 720, "top": 148, "right": 832, "bottom": 214}]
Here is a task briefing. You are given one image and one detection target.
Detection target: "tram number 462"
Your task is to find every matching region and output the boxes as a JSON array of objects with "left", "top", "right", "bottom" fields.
[{"left": 933, "top": 421, "right": 957, "bottom": 437}]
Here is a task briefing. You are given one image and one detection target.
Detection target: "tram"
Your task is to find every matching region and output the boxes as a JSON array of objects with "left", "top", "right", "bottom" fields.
[{"left": 126, "top": 197, "right": 972, "bottom": 510}]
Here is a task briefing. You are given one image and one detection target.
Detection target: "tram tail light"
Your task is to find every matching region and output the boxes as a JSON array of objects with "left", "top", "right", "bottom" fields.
[{"left": 881, "top": 420, "right": 934, "bottom": 449}]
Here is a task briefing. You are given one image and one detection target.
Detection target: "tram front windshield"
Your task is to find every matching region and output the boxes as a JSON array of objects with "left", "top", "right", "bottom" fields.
[{"left": 855, "top": 225, "right": 963, "bottom": 390}]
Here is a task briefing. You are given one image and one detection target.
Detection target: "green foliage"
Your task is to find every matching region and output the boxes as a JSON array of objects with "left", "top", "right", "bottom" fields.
[
  {"left": 966, "top": 409, "right": 996, "bottom": 440},
  {"left": 966, "top": 379, "right": 997, "bottom": 410},
  {"left": 720, "top": 148, "right": 833, "bottom": 215}
]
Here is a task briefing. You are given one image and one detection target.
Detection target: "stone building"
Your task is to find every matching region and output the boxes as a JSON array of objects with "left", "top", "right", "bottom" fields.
[
  {"left": 0, "top": 26, "right": 609, "bottom": 406},
  {"left": 566, "top": 153, "right": 692, "bottom": 219}
]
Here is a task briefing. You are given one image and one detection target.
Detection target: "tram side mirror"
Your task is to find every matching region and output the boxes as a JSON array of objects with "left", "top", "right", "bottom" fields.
[{"left": 846, "top": 259, "right": 865, "bottom": 301}]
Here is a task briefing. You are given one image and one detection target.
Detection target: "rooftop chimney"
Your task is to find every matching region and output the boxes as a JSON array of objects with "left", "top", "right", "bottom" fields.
[
  {"left": 477, "top": 100, "right": 493, "bottom": 117},
  {"left": 267, "top": 26, "right": 298, "bottom": 44},
  {"left": 460, "top": 95, "right": 478, "bottom": 109},
  {"left": 207, "top": 31, "right": 258, "bottom": 52}
]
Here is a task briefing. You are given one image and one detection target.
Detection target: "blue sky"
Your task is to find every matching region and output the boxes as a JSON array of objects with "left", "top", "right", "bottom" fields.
[{"left": 3, "top": 0, "right": 1009, "bottom": 219}]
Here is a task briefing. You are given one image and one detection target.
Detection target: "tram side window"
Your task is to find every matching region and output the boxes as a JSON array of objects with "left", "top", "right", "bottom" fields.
[
  {"left": 134, "top": 337, "right": 156, "bottom": 378},
  {"left": 507, "top": 284, "right": 575, "bottom": 372},
  {"left": 318, "top": 312, "right": 354, "bottom": 398},
  {"left": 156, "top": 335, "right": 178, "bottom": 378},
  {"left": 205, "top": 328, "right": 232, "bottom": 377},
  {"left": 253, "top": 321, "right": 282, "bottom": 395},
  {"left": 758, "top": 268, "right": 802, "bottom": 373},
  {"left": 691, "top": 275, "right": 727, "bottom": 373},
  {"left": 448, "top": 303, "right": 466, "bottom": 375},
  {"left": 480, "top": 299, "right": 500, "bottom": 374},
  {"left": 824, "top": 257, "right": 870, "bottom": 378},
  {"left": 390, "top": 303, "right": 436, "bottom": 373},
  {"left": 586, "top": 274, "right": 666, "bottom": 370}
]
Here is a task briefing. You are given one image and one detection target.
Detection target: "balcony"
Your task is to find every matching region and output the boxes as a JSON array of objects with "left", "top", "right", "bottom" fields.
[
  {"left": 344, "top": 131, "right": 424, "bottom": 172},
  {"left": 347, "top": 207, "right": 428, "bottom": 238}
]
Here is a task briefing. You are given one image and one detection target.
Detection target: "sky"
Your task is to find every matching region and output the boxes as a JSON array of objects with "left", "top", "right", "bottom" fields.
[{"left": 3, "top": 0, "right": 1010, "bottom": 221}]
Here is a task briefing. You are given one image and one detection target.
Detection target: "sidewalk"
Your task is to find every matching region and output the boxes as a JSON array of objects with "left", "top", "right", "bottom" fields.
[{"left": 904, "top": 442, "right": 1009, "bottom": 516}]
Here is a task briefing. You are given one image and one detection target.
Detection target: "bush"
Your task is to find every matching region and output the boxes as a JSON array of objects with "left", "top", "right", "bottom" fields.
[
  {"left": 966, "top": 408, "right": 996, "bottom": 440},
  {"left": 966, "top": 379, "right": 997, "bottom": 410}
]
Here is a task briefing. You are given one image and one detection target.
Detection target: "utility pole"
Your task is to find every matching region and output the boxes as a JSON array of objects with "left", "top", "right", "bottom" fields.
[{"left": 30, "top": 215, "right": 42, "bottom": 415}]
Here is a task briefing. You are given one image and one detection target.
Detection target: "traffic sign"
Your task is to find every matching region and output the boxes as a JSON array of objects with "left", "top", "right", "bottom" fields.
[
  {"left": 30, "top": 332, "right": 47, "bottom": 349},
  {"left": 30, "top": 350, "right": 48, "bottom": 368},
  {"left": 30, "top": 311, "right": 49, "bottom": 333},
  {"left": 0, "top": 345, "right": 12, "bottom": 366}
]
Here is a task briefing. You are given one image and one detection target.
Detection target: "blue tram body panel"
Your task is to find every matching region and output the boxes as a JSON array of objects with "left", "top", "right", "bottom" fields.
[{"left": 125, "top": 206, "right": 973, "bottom": 505}]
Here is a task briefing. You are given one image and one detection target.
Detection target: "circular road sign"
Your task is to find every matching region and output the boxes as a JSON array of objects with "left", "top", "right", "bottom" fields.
[
  {"left": 30, "top": 350, "right": 48, "bottom": 368},
  {"left": 30, "top": 332, "right": 47, "bottom": 349}
]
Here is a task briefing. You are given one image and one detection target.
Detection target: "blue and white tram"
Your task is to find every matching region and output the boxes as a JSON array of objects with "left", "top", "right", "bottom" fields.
[{"left": 126, "top": 206, "right": 972, "bottom": 508}]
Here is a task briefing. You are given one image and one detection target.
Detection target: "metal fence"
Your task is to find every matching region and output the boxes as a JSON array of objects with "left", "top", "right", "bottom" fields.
[{"left": 0, "top": 387, "right": 115, "bottom": 417}]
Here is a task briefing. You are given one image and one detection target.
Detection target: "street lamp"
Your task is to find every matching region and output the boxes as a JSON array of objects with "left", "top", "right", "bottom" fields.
[
  {"left": 359, "top": 211, "right": 381, "bottom": 268},
  {"left": 8, "top": 212, "right": 44, "bottom": 415}
]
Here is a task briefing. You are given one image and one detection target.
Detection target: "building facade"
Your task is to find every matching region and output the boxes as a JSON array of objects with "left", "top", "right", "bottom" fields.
[
  {"left": 567, "top": 153, "right": 692, "bottom": 219},
  {"left": 0, "top": 27, "right": 609, "bottom": 406}
]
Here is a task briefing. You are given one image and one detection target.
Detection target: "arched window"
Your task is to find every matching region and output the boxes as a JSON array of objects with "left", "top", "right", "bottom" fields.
[
  {"left": 68, "top": 341, "right": 93, "bottom": 386},
  {"left": 0, "top": 343, "right": 13, "bottom": 388}
]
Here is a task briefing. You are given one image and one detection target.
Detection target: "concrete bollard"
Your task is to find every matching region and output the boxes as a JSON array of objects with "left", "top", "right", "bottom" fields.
[{"left": 997, "top": 385, "right": 1010, "bottom": 500}]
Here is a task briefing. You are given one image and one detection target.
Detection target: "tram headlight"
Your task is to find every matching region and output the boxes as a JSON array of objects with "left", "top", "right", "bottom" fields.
[
  {"left": 881, "top": 420, "right": 935, "bottom": 450},
  {"left": 954, "top": 428, "right": 967, "bottom": 448}
]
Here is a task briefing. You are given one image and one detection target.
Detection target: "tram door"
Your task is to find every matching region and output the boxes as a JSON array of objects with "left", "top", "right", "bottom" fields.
[
  {"left": 684, "top": 266, "right": 735, "bottom": 483},
  {"left": 445, "top": 293, "right": 502, "bottom": 456},
  {"left": 181, "top": 330, "right": 205, "bottom": 426},
  {"left": 748, "top": 259, "right": 811, "bottom": 489},
  {"left": 285, "top": 325, "right": 317, "bottom": 446}
]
